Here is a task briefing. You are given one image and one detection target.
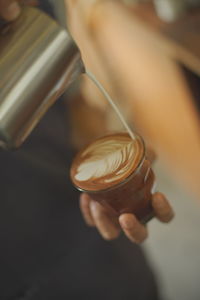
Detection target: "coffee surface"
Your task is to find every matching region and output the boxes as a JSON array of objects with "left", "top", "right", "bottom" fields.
[{"left": 70, "top": 133, "right": 144, "bottom": 191}]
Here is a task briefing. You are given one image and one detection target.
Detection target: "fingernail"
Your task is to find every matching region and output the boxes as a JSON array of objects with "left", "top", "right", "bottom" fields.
[
  {"left": 102, "top": 230, "right": 119, "bottom": 241},
  {"left": 102, "top": 231, "right": 112, "bottom": 240},
  {"left": 119, "top": 217, "right": 133, "bottom": 230},
  {"left": 90, "top": 200, "right": 99, "bottom": 212},
  {"left": 4, "top": 2, "right": 21, "bottom": 21},
  {"left": 89, "top": 200, "right": 96, "bottom": 211},
  {"left": 122, "top": 220, "right": 132, "bottom": 230}
]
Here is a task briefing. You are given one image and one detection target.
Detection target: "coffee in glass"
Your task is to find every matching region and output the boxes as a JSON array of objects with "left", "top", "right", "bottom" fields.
[{"left": 70, "top": 132, "right": 155, "bottom": 224}]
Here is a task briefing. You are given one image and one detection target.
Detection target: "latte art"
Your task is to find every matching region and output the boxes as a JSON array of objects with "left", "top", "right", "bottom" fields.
[
  {"left": 71, "top": 133, "right": 145, "bottom": 191},
  {"left": 75, "top": 139, "right": 135, "bottom": 183}
]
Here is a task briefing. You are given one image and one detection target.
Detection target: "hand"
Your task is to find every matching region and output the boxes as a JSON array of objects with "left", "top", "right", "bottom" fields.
[
  {"left": 80, "top": 192, "right": 174, "bottom": 244},
  {"left": 0, "top": 0, "right": 21, "bottom": 21}
]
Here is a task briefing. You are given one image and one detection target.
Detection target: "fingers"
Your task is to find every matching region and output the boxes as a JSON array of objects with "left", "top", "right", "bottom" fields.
[
  {"left": 80, "top": 192, "right": 174, "bottom": 244},
  {"left": 119, "top": 214, "right": 148, "bottom": 244},
  {"left": 79, "top": 193, "right": 95, "bottom": 227},
  {"left": 66, "top": 0, "right": 101, "bottom": 16},
  {"left": 65, "top": 0, "right": 113, "bottom": 41},
  {"left": 152, "top": 192, "right": 175, "bottom": 223},
  {"left": 80, "top": 194, "right": 120, "bottom": 240},
  {"left": 0, "top": 0, "right": 21, "bottom": 21},
  {"left": 90, "top": 200, "right": 121, "bottom": 241},
  {"left": 80, "top": 196, "right": 147, "bottom": 243}
]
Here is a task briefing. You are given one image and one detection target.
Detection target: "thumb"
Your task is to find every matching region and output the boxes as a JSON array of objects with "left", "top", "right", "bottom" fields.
[{"left": 0, "top": 0, "right": 21, "bottom": 21}]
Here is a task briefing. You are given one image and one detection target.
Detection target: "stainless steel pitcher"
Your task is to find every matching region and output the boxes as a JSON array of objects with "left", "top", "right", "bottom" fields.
[{"left": 0, "top": 6, "right": 84, "bottom": 149}]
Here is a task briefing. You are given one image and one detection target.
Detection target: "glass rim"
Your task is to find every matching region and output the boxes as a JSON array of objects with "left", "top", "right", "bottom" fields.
[{"left": 72, "top": 132, "right": 146, "bottom": 194}]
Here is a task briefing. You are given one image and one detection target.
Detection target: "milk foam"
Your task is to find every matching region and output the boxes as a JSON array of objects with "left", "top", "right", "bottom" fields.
[{"left": 74, "top": 138, "right": 135, "bottom": 183}]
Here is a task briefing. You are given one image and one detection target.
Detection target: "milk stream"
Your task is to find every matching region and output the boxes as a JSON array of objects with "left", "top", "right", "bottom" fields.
[{"left": 85, "top": 70, "right": 135, "bottom": 140}]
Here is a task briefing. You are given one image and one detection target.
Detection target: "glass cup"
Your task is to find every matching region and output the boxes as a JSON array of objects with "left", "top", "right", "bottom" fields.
[{"left": 70, "top": 132, "right": 156, "bottom": 224}]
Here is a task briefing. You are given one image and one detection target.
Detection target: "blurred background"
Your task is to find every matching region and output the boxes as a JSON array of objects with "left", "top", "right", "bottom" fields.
[
  {"left": 144, "top": 160, "right": 200, "bottom": 300},
  {"left": 1, "top": 0, "right": 200, "bottom": 299}
]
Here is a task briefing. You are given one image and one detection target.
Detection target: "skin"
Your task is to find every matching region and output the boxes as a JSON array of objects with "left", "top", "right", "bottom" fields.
[
  {"left": 0, "top": 0, "right": 174, "bottom": 244},
  {"left": 80, "top": 192, "right": 174, "bottom": 243}
]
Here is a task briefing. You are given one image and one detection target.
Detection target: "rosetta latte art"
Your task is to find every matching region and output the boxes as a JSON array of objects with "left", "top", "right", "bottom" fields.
[
  {"left": 71, "top": 133, "right": 154, "bottom": 222},
  {"left": 71, "top": 133, "right": 144, "bottom": 191},
  {"left": 75, "top": 139, "right": 135, "bottom": 183}
]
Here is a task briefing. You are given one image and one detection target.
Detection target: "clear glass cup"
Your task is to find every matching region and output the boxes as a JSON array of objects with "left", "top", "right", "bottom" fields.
[{"left": 70, "top": 132, "right": 155, "bottom": 224}]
